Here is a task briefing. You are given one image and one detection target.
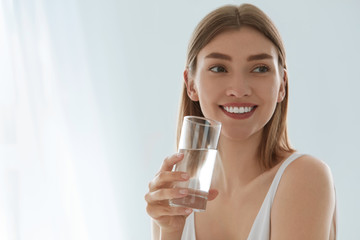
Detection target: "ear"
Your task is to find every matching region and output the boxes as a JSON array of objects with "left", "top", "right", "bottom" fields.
[
  {"left": 277, "top": 68, "right": 287, "bottom": 103},
  {"left": 184, "top": 69, "right": 199, "bottom": 101}
]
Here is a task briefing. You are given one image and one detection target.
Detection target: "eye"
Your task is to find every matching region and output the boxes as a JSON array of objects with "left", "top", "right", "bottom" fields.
[
  {"left": 252, "top": 65, "right": 269, "bottom": 73},
  {"left": 209, "top": 65, "right": 227, "bottom": 73}
]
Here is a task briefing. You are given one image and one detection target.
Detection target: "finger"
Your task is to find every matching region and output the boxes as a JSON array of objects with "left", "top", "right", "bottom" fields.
[
  {"left": 159, "top": 153, "right": 184, "bottom": 172},
  {"left": 146, "top": 204, "right": 193, "bottom": 219},
  {"left": 207, "top": 189, "right": 219, "bottom": 201},
  {"left": 145, "top": 188, "right": 189, "bottom": 203},
  {"left": 149, "top": 171, "right": 189, "bottom": 191}
]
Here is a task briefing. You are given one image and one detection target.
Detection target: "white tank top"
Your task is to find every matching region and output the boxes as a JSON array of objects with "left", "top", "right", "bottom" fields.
[{"left": 181, "top": 152, "right": 303, "bottom": 240}]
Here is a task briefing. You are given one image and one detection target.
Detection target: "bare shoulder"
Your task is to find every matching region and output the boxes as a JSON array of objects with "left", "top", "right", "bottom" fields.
[
  {"left": 271, "top": 154, "right": 336, "bottom": 240},
  {"left": 282, "top": 154, "right": 334, "bottom": 186}
]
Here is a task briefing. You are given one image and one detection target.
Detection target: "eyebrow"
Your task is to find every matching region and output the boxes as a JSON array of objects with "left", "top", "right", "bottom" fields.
[
  {"left": 205, "top": 52, "right": 232, "bottom": 61},
  {"left": 205, "top": 52, "right": 274, "bottom": 62},
  {"left": 247, "top": 53, "right": 273, "bottom": 61}
]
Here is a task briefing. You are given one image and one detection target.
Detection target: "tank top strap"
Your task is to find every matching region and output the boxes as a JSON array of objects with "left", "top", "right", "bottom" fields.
[
  {"left": 247, "top": 152, "right": 304, "bottom": 240},
  {"left": 182, "top": 152, "right": 305, "bottom": 240},
  {"left": 268, "top": 152, "right": 304, "bottom": 203}
]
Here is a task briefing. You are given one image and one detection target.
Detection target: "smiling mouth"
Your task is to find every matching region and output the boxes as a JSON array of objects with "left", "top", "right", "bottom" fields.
[{"left": 221, "top": 106, "right": 257, "bottom": 114}]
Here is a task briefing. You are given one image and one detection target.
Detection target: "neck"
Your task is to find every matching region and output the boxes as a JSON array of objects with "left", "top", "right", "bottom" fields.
[{"left": 212, "top": 131, "right": 264, "bottom": 195}]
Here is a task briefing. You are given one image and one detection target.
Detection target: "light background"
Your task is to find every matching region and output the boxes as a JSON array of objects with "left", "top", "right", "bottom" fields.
[{"left": 0, "top": 0, "right": 359, "bottom": 239}]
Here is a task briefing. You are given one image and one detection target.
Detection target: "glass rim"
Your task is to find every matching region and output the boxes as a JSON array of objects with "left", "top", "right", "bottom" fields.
[{"left": 184, "top": 116, "right": 221, "bottom": 127}]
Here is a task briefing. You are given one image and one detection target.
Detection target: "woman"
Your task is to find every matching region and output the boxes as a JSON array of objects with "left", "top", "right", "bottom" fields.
[{"left": 145, "top": 4, "right": 336, "bottom": 240}]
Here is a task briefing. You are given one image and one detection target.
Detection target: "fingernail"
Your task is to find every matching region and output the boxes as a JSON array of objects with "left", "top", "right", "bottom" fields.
[
  {"left": 176, "top": 153, "right": 184, "bottom": 158},
  {"left": 181, "top": 173, "right": 189, "bottom": 180},
  {"left": 185, "top": 208, "right": 192, "bottom": 214},
  {"left": 179, "top": 189, "right": 188, "bottom": 195}
]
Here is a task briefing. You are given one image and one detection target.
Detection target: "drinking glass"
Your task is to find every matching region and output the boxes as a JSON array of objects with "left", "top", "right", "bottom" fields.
[{"left": 169, "top": 116, "right": 221, "bottom": 212}]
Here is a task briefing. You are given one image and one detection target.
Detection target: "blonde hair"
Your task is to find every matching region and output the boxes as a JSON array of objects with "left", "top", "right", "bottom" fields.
[{"left": 177, "top": 4, "right": 294, "bottom": 169}]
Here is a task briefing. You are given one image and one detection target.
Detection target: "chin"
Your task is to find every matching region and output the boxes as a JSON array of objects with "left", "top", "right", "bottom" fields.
[{"left": 220, "top": 128, "right": 256, "bottom": 142}]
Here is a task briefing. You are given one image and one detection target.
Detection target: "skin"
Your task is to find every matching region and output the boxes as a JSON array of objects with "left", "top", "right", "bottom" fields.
[
  {"left": 145, "top": 26, "right": 335, "bottom": 240},
  {"left": 145, "top": 153, "right": 219, "bottom": 240}
]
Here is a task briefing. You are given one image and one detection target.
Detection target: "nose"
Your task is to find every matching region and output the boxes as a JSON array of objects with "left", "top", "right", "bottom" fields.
[{"left": 225, "top": 73, "right": 251, "bottom": 98}]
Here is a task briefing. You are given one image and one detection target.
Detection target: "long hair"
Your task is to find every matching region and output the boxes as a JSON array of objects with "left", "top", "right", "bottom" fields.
[{"left": 177, "top": 4, "right": 294, "bottom": 169}]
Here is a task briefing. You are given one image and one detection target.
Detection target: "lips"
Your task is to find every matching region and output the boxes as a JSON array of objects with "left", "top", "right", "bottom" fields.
[
  {"left": 222, "top": 106, "right": 254, "bottom": 114},
  {"left": 220, "top": 103, "right": 257, "bottom": 119}
]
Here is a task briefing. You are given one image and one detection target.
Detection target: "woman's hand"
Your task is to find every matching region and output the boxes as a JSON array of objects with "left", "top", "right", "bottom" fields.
[
  {"left": 145, "top": 153, "right": 192, "bottom": 236},
  {"left": 145, "top": 153, "right": 219, "bottom": 238}
]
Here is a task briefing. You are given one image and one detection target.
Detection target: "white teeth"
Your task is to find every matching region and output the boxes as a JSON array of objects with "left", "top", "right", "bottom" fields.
[{"left": 223, "top": 106, "right": 254, "bottom": 114}]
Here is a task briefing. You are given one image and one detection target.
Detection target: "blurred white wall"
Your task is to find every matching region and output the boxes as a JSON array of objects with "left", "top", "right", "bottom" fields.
[{"left": 0, "top": 0, "right": 359, "bottom": 239}]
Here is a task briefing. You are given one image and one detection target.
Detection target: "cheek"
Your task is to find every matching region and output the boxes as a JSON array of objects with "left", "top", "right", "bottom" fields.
[
  {"left": 195, "top": 80, "right": 224, "bottom": 116},
  {"left": 198, "top": 84, "right": 219, "bottom": 100},
  {"left": 196, "top": 75, "right": 223, "bottom": 102},
  {"left": 257, "top": 80, "right": 280, "bottom": 102}
]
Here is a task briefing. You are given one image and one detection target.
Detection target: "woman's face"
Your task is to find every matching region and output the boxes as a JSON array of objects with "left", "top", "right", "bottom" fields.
[{"left": 186, "top": 26, "right": 286, "bottom": 141}]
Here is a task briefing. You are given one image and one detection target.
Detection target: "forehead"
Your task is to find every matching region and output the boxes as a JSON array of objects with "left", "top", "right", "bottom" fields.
[{"left": 198, "top": 26, "right": 278, "bottom": 60}]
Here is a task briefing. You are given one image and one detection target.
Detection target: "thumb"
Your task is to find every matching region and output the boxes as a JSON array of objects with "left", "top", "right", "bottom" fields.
[{"left": 207, "top": 189, "right": 219, "bottom": 201}]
